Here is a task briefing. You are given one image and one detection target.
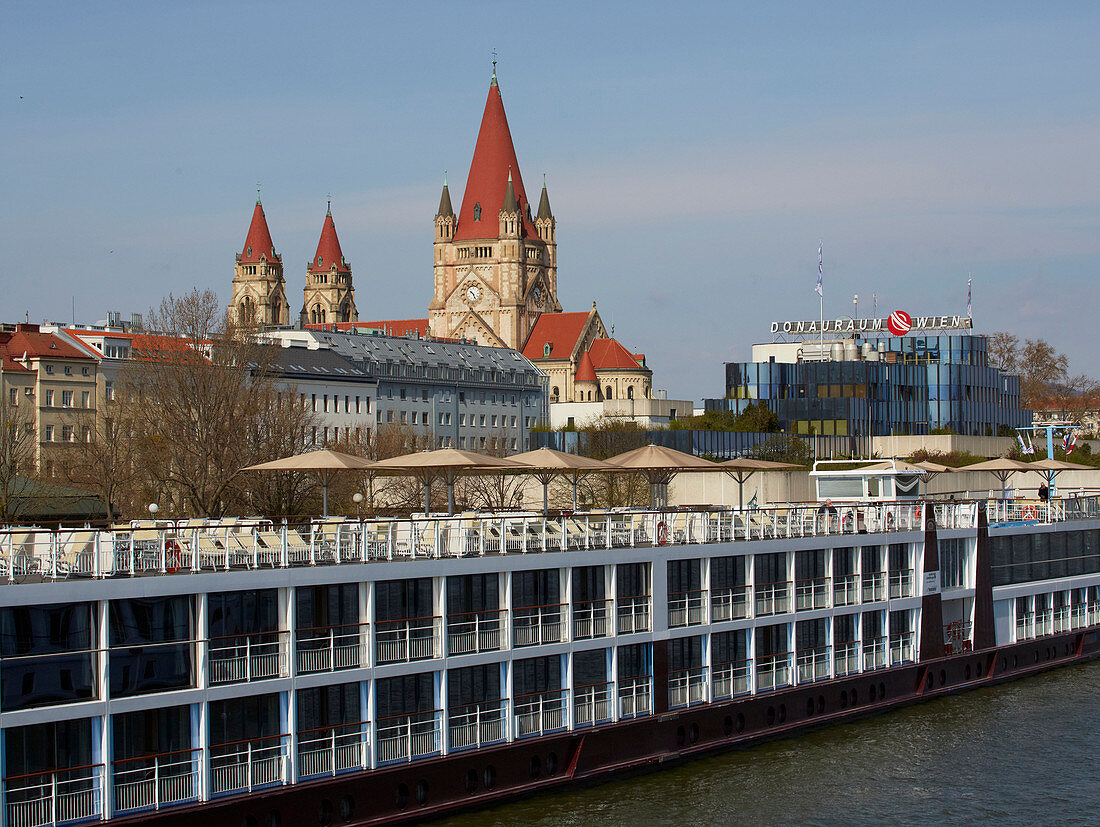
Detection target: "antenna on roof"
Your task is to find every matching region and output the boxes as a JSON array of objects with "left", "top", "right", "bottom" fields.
[
  {"left": 326, "top": 194, "right": 332, "bottom": 217},
  {"left": 256, "top": 183, "right": 262, "bottom": 205},
  {"left": 491, "top": 49, "right": 498, "bottom": 85}
]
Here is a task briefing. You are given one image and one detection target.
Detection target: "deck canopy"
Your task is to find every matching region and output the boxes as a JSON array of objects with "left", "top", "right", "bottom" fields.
[
  {"left": 509, "top": 447, "right": 617, "bottom": 513},
  {"left": 373, "top": 448, "right": 522, "bottom": 515},
  {"left": 719, "top": 458, "right": 801, "bottom": 510},
  {"left": 604, "top": 444, "right": 721, "bottom": 509},
  {"left": 243, "top": 448, "right": 377, "bottom": 517}
]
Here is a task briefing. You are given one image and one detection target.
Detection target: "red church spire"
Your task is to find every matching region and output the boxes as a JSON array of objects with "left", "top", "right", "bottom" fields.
[
  {"left": 239, "top": 197, "right": 279, "bottom": 264},
  {"left": 308, "top": 203, "right": 351, "bottom": 274},
  {"left": 454, "top": 73, "right": 538, "bottom": 241}
]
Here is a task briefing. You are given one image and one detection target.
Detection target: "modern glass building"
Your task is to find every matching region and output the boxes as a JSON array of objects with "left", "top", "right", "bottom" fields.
[{"left": 704, "top": 333, "right": 1032, "bottom": 437}]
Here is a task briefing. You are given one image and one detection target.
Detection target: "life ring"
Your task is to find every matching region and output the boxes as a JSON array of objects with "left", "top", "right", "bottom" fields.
[
  {"left": 165, "top": 539, "right": 181, "bottom": 573},
  {"left": 1023, "top": 505, "right": 1037, "bottom": 520},
  {"left": 656, "top": 521, "right": 668, "bottom": 546}
]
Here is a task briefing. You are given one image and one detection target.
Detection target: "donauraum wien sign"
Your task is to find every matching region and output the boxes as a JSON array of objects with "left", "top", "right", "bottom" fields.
[{"left": 769, "top": 315, "right": 972, "bottom": 335}]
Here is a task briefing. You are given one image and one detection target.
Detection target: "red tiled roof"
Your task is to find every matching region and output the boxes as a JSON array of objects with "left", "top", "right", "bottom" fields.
[
  {"left": 2, "top": 326, "right": 95, "bottom": 361},
  {"left": 60, "top": 329, "right": 111, "bottom": 360},
  {"left": 0, "top": 355, "right": 30, "bottom": 372},
  {"left": 239, "top": 201, "right": 280, "bottom": 264},
  {"left": 574, "top": 350, "right": 597, "bottom": 382},
  {"left": 312, "top": 319, "right": 431, "bottom": 338},
  {"left": 521, "top": 312, "right": 591, "bottom": 361},
  {"left": 308, "top": 211, "right": 350, "bottom": 274},
  {"left": 454, "top": 79, "right": 538, "bottom": 242},
  {"left": 588, "top": 338, "right": 648, "bottom": 371},
  {"left": 129, "top": 334, "right": 211, "bottom": 365}
]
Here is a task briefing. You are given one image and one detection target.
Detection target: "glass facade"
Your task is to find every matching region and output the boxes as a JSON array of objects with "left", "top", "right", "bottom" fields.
[{"left": 707, "top": 334, "right": 1031, "bottom": 436}]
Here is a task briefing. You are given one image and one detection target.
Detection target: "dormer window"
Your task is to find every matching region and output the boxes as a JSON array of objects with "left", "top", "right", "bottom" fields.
[
  {"left": 246, "top": 246, "right": 252, "bottom": 256},
  {"left": 543, "top": 342, "right": 552, "bottom": 358},
  {"left": 474, "top": 202, "right": 482, "bottom": 221},
  {"left": 316, "top": 255, "right": 323, "bottom": 267}
]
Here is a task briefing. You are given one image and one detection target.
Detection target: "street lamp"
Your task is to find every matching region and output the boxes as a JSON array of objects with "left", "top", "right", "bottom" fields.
[
  {"left": 853, "top": 293, "right": 859, "bottom": 319},
  {"left": 352, "top": 492, "right": 364, "bottom": 520},
  {"left": 148, "top": 502, "right": 159, "bottom": 520}
]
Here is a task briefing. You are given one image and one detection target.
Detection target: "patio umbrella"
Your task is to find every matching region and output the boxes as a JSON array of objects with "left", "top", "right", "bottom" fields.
[
  {"left": 1028, "top": 458, "right": 1093, "bottom": 495},
  {"left": 862, "top": 459, "right": 955, "bottom": 487},
  {"left": 372, "top": 448, "right": 523, "bottom": 515},
  {"left": 720, "top": 458, "right": 801, "bottom": 510},
  {"left": 243, "top": 448, "right": 377, "bottom": 517},
  {"left": 509, "top": 447, "right": 617, "bottom": 513},
  {"left": 957, "top": 457, "right": 1034, "bottom": 498},
  {"left": 603, "top": 444, "right": 721, "bottom": 510}
]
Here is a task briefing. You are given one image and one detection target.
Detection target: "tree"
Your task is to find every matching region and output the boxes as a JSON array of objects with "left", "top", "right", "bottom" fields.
[
  {"left": 459, "top": 429, "right": 527, "bottom": 511},
  {"left": 60, "top": 392, "right": 144, "bottom": 519},
  {"left": 1018, "top": 338, "right": 1069, "bottom": 410},
  {"left": 987, "top": 331, "right": 1020, "bottom": 373},
  {"left": 669, "top": 402, "right": 780, "bottom": 432},
  {"left": 751, "top": 434, "right": 812, "bottom": 467},
  {"left": 0, "top": 392, "right": 39, "bottom": 521},
  {"left": 239, "top": 383, "right": 321, "bottom": 517}
]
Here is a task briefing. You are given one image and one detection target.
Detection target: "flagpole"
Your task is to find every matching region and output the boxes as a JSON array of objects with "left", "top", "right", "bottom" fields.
[{"left": 817, "top": 242, "right": 824, "bottom": 360}]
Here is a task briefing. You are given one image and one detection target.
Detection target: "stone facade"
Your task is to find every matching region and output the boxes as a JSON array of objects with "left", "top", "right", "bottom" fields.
[{"left": 230, "top": 200, "right": 290, "bottom": 326}]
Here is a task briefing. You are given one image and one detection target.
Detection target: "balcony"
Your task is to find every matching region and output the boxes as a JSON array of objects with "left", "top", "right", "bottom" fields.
[
  {"left": 514, "top": 690, "right": 567, "bottom": 738},
  {"left": 448, "top": 702, "right": 506, "bottom": 750},
  {"left": 796, "top": 647, "right": 832, "bottom": 683},
  {"left": 618, "top": 676, "right": 652, "bottom": 718},
  {"left": 572, "top": 599, "right": 611, "bottom": 640},
  {"left": 573, "top": 682, "right": 613, "bottom": 727},
  {"left": 863, "top": 635, "right": 888, "bottom": 670},
  {"left": 1053, "top": 606, "right": 1072, "bottom": 634},
  {"left": 113, "top": 749, "right": 200, "bottom": 815},
  {"left": 512, "top": 604, "right": 564, "bottom": 647},
  {"left": 210, "top": 737, "right": 287, "bottom": 796},
  {"left": 889, "top": 631, "right": 915, "bottom": 665},
  {"left": 375, "top": 617, "right": 440, "bottom": 664},
  {"left": 756, "top": 652, "right": 792, "bottom": 692},
  {"left": 833, "top": 574, "right": 860, "bottom": 607},
  {"left": 795, "top": 577, "right": 830, "bottom": 611},
  {"left": 668, "top": 589, "right": 707, "bottom": 628},
  {"left": 668, "top": 666, "right": 708, "bottom": 708},
  {"left": 616, "top": 596, "right": 651, "bottom": 634},
  {"left": 295, "top": 623, "right": 364, "bottom": 675},
  {"left": 861, "top": 572, "right": 887, "bottom": 603},
  {"left": 888, "top": 570, "right": 913, "bottom": 599},
  {"left": 1015, "top": 611, "right": 1036, "bottom": 642},
  {"left": 710, "top": 586, "right": 750, "bottom": 622},
  {"left": 376, "top": 711, "right": 441, "bottom": 764},
  {"left": 4, "top": 764, "right": 104, "bottom": 827},
  {"left": 297, "top": 723, "right": 367, "bottom": 779},
  {"left": 834, "top": 641, "right": 860, "bottom": 677},
  {"left": 754, "top": 582, "right": 791, "bottom": 617},
  {"left": 447, "top": 609, "right": 502, "bottom": 656},
  {"left": 1036, "top": 610, "right": 1054, "bottom": 636},
  {"left": 711, "top": 660, "right": 751, "bottom": 700},
  {"left": 208, "top": 632, "right": 286, "bottom": 685},
  {"left": 1071, "top": 603, "right": 1087, "bottom": 629}
]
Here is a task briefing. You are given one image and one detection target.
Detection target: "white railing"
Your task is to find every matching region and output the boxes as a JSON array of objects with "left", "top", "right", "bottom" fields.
[
  {"left": 889, "top": 631, "right": 915, "bottom": 665},
  {"left": 711, "top": 660, "right": 751, "bottom": 699},
  {"left": 1053, "top": 606, "right": 1072, "bottom": 634},
  {"left": 295, "top": 624, "right": 364, "bottom": 674},
  {"left": 375, "top": 711, "right": 441, "bottom": 764},
  {"left": 448, "top": 702, "right": 506, "bottom": 750},
  {"left": 833, "top": 573, "right": 860, "bottom": 607},
  {"left": 616, "top": 596, "right": 651, "bottom": 634},
  {"left": 297, "top": 724, "right": 368, "bottom": 778},
  {"left": 1036, "top": 610, "right": 1054, "bottom": 636},
  {"left": 889, "top": 570, "right": 914, "bottom": 599},
  {"left": 861, "top": 572, "right": 887, "bottom": 603},
  {"left": 514, "top": 690, "right": 567, "bottom": 737},
  {"left": 863, "top": 636, "right": 888, "bottom": 670},
  {"left": 512, "top": 604, "right": 564, "bottom": 646},
  {"left": 1016, "top": 611, "right": 1036, "bottom": 641},
  {"left": 711, "top": 585, "right": 750, "bottom": 622},
  {"left": 375, "top": 616, "right": 440, "bottom": 664},
  {"left": 447, "top": 610, "right": 502, "bottom": 655},
  {"left": 4, "top": 765, "right": 104, "bottom": 827},
  {"left": 943, "top": 620, "right": 973, "bottom": 654},
  {"left": 834, "top": 641, "right": 860, "bottom": 676},
  {"left": 208, "top": 632, "right": 286, "bottom": 684},
  {"left": 618, "top": 676, "right": 652, "bottom": 718},
  {"left": 755, "top": 582, "right": 791, "bottom": 617},
  {"left": 1071, "top": 603, "right": 1088, "bottom": 630},
  {"left": 797, "top": 647, "right": 832, "bottom": 683},
  {"left": 668, "top": 590, "right": 707, "bottom": 628},
  {"left": 210, "top": 738, "right": 287, "bottom": 795},
  {"left": 795, "top": 577, "right": 830, "bottom": 611},
  {"left": 573, "top": 682, "right": 613, "bottom": 726},
  {"left": 668, "top": 666, "right": 708, "bottom": 708},
  {"left": 572, "top": 599, "right": 611, "bottom": 640},
  {"left": 756, "top": 652, "right": 792, "bottom": 692},
  {"left": 113, "top": 749, "right": 200, "bottom": 814}
]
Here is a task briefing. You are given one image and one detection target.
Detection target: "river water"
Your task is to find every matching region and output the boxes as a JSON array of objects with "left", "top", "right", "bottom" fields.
[{"left": 439, "top": 659, "right": 1100, "bottom": 826}]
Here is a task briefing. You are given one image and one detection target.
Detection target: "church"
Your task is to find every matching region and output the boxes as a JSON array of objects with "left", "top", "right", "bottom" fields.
[{"left": 229, "top": 69, "right": 670, "bottom": 412}]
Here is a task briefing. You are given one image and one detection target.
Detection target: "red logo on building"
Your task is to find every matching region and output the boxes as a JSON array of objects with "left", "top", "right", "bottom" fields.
[{"left": 887, "top": 310, "right": 912, "bottom": 336}]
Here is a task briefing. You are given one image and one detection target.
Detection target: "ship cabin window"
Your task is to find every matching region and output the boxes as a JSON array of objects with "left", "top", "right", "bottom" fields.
[
  {"left": 297, "top": 682, "right": 362, "bottom": 753},
  {"left": 513, "top": 655, "right": 561, "bottom": 699},
  {"left": 795, "top": 549, "right": 827, "bottom": 595},
  {"left": 833, "top": 613, "right": 857, "bottom": 645},
  {"left": 375, "top": 578, "right": 433, "bottom": 623},
  {"left": 712, "top": 629, "right": 748, "bottom": 666},
  {"left": 109, "top": 596, "right": 193, "bottom": 698},
  {"left": 113, "top": 706, "right": 192, "bottom": 776},
  {"left": 861, "top": 545, "right": 884, "bottom": 574},
  {"left": 617, "top": 643, "right": 651, "bottom": 681},
  {"left": 512, "top": 569, "right": 561, "bottom": 611},
  {"left": 796, "top": 618, "right": 828, "bottom": 654},
  {"left": 573, "top": 648, "right": 608, "bottom": 695},
  {"left": 833, "top": 546, "right": 856, "bottom": 577},
  {"left": 572, "top": 566, "right": 606, "bottom": 606},
  {"left": 711, "top": 556, "right": 747, "bottom": 591},
  {"left": 208, "top": 589, "right": 279, "bottom": 644},
  {"left": 754, "top": 623, "right": 789, "bottom": 659},
  {"left": 754, "top": 552, "right": 787, "bottom": 589},
  {"left": 296, "top": 584, "right": 359, "bottom": 642},
  {"left": 377, "top": 672, "right": 436, "bottom": 724},
  {"left": 862, "top": 609, "right": 885, "bottom": 643},
  {"left": 616, "top": 562, "right": 651, "bottom": 601},
  {"left": 209, "top": 693, "right": 282, "bottom": 754},
  {"left": 666, "top": 559, "right": 701, "bottom": 596},
  {"left": 447, "top": 574, "right": 499, "bottom": 623},
  {"left": 4, "top": 718, "right": 94, "bottom": 790},
  {"left": 939, "top": 538, "right": 966, "bottom": 590},
  {"left": 889, "top": 610, "right": 914, "bottom": 646},
  {"left": 668, "top": 636, "right": 703, "bottom": 674},
  {"left": 888, "top": 543, "right": 910, "bottom": 576},
  {"left": 448, "top": 663, "right": 502, "bottom": 723},
  {"left": 0, "top": 602, "right": 95, "bottom": 711}
]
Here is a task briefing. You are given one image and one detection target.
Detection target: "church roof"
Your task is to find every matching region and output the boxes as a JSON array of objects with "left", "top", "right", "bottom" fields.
[
  {"left": 521, "top": 311, "right": 592, "bottom": 361},
  {"left": 589, "top": 338, "right": 648, "bottom": 370},
  {"left": 454, "top": 76, "right": 538, "bottom": 241},
  {"left": 437, "top": 182, "right": 454, "bottom": 218},
  {"left": 308, "top": 208, "right": 351, "bottom": 274},
  {"left": 574, "top": 350, "right": 597, "bottom": 382},
  {"left": 239, "top": 200, "right": 280, "bottom": 264},
  {"left": 536, "top": 181, "right": 553, "bottom": 220}
]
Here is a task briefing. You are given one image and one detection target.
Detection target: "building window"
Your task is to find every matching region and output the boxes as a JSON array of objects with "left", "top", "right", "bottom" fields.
[
  {"left": 7, "top": 388, "right": 14, "bottom": 406},
  {"left": 400, "top": 412, "right": 407, "bottom": 424},
  {"left": 61, "top": 391, "right": 73, "bottom": 407},
  {"left": 64, "top": 366, "right": 71, "bottom": 375},
  {"left": 105, "top": 381, "right": 114, "bottom": 401},
  {"left": 606, "top": 386, "right": 613, "bottom": 399},
  {"left": 44, "top": 425, "right": 53, "bottom": 441},
  {"left": 83, "top": 427, "right": 91, "bottom": 442},
  {"left": 81, "top": 391, "right": 90, "bottom": 408},
  {"left": 311, "top": 394, "right": 317, "bottom": 412},
  {"left": 474, "top": 202, "right": 482, "bottom": 221},
  {"left": 62, "top": 425, "right": 74, "bottom": 442},
  {"left": 45, "top": 364, "right": 53, "bottom": 374},
  {"left": 82, "top": 367, "right": 89, "bottom": 376},
  {"left": 628, "top": 386, "right": 634, "bottom": 400},
  {"left": 323, "top": 394, "right": 329, "bottom": 413},
  {"left": 386, "top": 411, "right": 393, "bottom": 423}
]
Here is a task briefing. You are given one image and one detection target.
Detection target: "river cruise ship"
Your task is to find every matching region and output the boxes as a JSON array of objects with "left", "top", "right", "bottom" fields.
[{"left": 2, "top": 484, "right": 1100, "bottom": 826}]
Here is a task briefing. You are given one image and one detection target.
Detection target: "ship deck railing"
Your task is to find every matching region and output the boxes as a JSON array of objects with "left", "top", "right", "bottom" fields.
[
  {"left": 834, "top": 641, "right": 861, "bottom": 677},
  {"left": 0, "top": 501, "right": 981, "bottom": 584},
  {"left": 209, "top": 735, "right": 288, "bottom": 796},
  {"left": 3, "top": 763, "right": 104, "bottom": 827},
  {"left": 573, "top": 681, "right": 615, "bottom": 727},
  {"left": 208, "top": 631, "right": 287, "bottom": 685},
  {"left": 296, "top": 722, "right": 369, "bottom": 779},
  {"left": 889, "top": 631, "right": 916, "bottom": 665},
  {"left": 863, "top": 636, "right": 889, "bottom": 670},
  {"left": 943, "top": 621, "right": 974, "bottom": 655},
  {"left": 374, "top": 616, "right": 441, "bottom": 664},
  {"left": 797, "top": 647, "right": 833, "bottom": 683},
  {"left": 795, "top": 577, "right": 830, "bottom": 611},
  {"left": 514, "top": 689, "right": 567, "bottom": 738},
  {"left": 512, "top": 604, "right": 565, "bottom": 647},
  {"left": 618, "top": 676, "right": 652, "bottom": 718},
  {"left": 375, "top": 710, "right": 442, "bottom": 764},
  {"left": 668, "top": 589, "right": 707, "bottom": 628},
  {"left": 669, "top": 666, "right": 709, "bottom": 708},
  {"left": 889, "top": 570, "right": 915, "bottom": 599},
  {"left": 755, "top": 581, "right": 792, "bottom": 617},
  {"left": 861, "top": 572, "right": 888, "bottom": 603},
  {"left": 446, "top": 609, "right": 503, "bottom": 656},
  {"left": 572, "top": 598, "right": 612, "bottom": 640},
  {"left": 711, "top": 659, "right": 752, "bottom": 700},
  {"left": 616, "top": 595, "right": 652, "bottom": 634},
  {"left": 112, "top": 747, "right": 202, "bottom": 815},
  {"left": 756, "top": 652, "right": 793, "bottom": 692},
  {"left": 833, "top": 573, "right": 860, "bottom": 607},
  {"left": 295, "top": 622, "right": 367, "bottom": 675},
  {"left": 448, "top": 701, "right": 506, "bottom": 750},
  {"left": 710, "top": 585, "right": 750, "bottom": 622}
]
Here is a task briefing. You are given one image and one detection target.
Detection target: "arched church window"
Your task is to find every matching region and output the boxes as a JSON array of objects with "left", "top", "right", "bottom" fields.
[
  {"left": 474, "top": 202, "right": 482, "bottom": 221},
  {"left": 551, "top": 386, "right": 559, "bottom": 401},
  {"left": 628, "top": 386, "right": 634, "bottom": 400},
  {"left": 606, "top": 386, "right": 613, "bottom": 400}
]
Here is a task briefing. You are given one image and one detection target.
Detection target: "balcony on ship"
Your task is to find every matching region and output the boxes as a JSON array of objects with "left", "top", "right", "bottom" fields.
[
  {"left": 861, "top": 546, "right": 888, "bottom": 603},
  {"left": 711, "top": 555, "right": 749, "bottom": 622},
  {"left": 668, "top": 558, "right": 706, "bottom": 628},
  {"left": 572, "top": 566, "right": 610, "bottom": 640},
  {"left": 447, "top": 664, "right": 505, "bottom": 750},
  {"left": 375, "top": 673, "right": 440, "bottom": 764},
  {"left": 209, "top": 695, "right": 287, "bottom": 796},
  {"left": 375, "top": 578, "right": 439, "bottom": 664},
  {"left": 111, "top": 706, "right": 197, "bottom": 816},
  {"left": 863, "top": 609, "right": 888, "bottom": 669},
  {"left": 755, "top": 624, "right": 792, "bottom": 691},
  {"left": 795, "top": 550, "right": 829, "bottom": 611},
  {"left": 668, "top": 635, "right": 706, "bottom": 708},
  {"left": 296, "top": 584, "right": 363, "bottom": 675},
  {"left": 514, "top": 655, "right": 566, "bottom": 737},
  {"left": 755, "top": 552, "right": 791, "bottom": 616},
  {"left": 512, "top": 570, "right": 564, "bottom": 647},
  {"left": 796, "top": 619, "right": 831, "bottom": 683},
  {"left": 616, "top": 562, "right": 652, "bottom": 634},
  {"left": 2, "top": 719, "right": 101, "bottom": 827},
  {"left": 296, "top": 683, "right": 366, "bottom": 779},
  {"left": 447, "top": 574, "right": 502, "bottom": 655},
  {"left": 208, "top": 589, "right": 285, "bottom": 685}
]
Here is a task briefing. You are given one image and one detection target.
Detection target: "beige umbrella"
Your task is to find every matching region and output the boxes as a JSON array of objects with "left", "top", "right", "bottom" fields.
[
  {"left": 373, "top": 448, "right": 523, "bottom": 515},
  {"left": 720, "top": 458, "right": 801, "bottom": 511},
  {"left": 509, "top": 447, "right": 617, "bottom": 513},
  {"left": 863, "top": 459, "right": 956, "bottom": 486},
  {"left": 958, "top": 457, "right": 1034, "bottom": 498},
  {"left": 1029, "top": 458, "right": 1093, "bottom": 495},
  {"left": 604, "top": 444, "right": 722, "bottom": 509},
  {"left": 243, "top": 448, "right": 377, "bottom": 517}
]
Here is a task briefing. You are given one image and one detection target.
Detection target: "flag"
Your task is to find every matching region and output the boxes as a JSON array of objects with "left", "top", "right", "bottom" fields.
[
  {"left": 967, "top": 275, "right": 972, "bottom": 318},
  {"left": 747, "top": 491, "right": 758, "bottom": 509},
  {"left": 1017, "top": 433, "right": 1028, "bottom": 454},
  {"left": 1064, "top": 431, "right": 1078, "bottom": 455},
  {"left": 815, "top": 243, "right": 823, "bottom": 297}
]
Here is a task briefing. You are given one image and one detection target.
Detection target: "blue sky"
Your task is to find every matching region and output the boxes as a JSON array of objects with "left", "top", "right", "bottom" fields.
[{"left": 3, "top": 2, "right": 1099, "bottom": 401}]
